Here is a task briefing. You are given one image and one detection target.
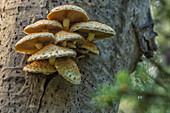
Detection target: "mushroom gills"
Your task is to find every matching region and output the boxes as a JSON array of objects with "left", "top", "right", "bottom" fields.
[
  {"left": 49, "top": 57, "right": 56, "bottom": 65},
  {"left": 63, "top": 19, "right": 70, "bottom": 31},
  {"left": 77, "top": 55, "right": 85, "bottom": 58},
  {"left": 35, "top": 43, "right": 43, "bottom": 49},
  {"left": 77, "top": 49, "right": 89, "bottom": 54},
  {"left": 42, "top": 29, "right": 49, "bottom": 32},
  {"left": 87, "top": 33, "right": 95, "bottom": 41}
]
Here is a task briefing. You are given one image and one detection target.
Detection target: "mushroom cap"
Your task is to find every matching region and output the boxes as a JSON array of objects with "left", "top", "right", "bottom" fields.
[
  {"left": 24, "top": 20, "right": 63, "bottom": 34},
  {"left": 47, "top": 5, "right": 89, "bottom": 23},
  {"left": 23, "top": 60, "right": 56, "bottom": 75},
  {"left": 70, "top": 21, "right": 116, "bottom": 40},
  {"left": 55, "top": 30, "right": 85, "bottom": 45},
  {"left": 14, "top": 33, "right": 55, "bottom": 54},
  {"left": 27, "top": 44, "right": 76, "bottom": 62},
  {"left": 55, "top": 58, "right": 81, "bottom": 84},
  {"left": 77, "top": 42, "right": 99, "bottom": 55}
]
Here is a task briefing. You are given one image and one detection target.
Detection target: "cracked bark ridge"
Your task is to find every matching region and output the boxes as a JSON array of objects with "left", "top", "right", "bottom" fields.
[
  {"left": 132, "top": 8, "right": 158, "bottom": 59},
  {"left": 0, "top": 0, "right": 156, "bottom": 113},
  {"left": 37, "top": 74, "right": 56, "bottom": 113}
]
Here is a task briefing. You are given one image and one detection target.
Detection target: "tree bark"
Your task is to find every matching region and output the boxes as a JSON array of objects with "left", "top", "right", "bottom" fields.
[{"left": 0, "top": 0, "right": 157, "bottom": 113}]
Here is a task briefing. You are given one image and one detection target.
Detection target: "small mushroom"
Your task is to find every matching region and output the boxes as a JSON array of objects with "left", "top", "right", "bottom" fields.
[
  {"left": 23, "top": 60, "right": 56, "bottom": 75},
  {"left": 76, "top": 42, "right": 99, "bottom": 56},
  {"left": 14, "top": 33, "right": 56, "bottom": 54},
  {"left": 47, "top": 5, "right": 89, "bottom": 30},
  {"left": 24, "top": 20, "right": 63, "bottom": 34},
  {"left": 55, "top": 30, "right": 85, "bottom": 48},
  {"left": 70, "top": 21, "right": 116, "bottom": 41},
  {"left": 27, "top": 44, "right": 76, "bottom": 65},
  {"left": 55, "top": 58, "right": 81, "bottom": 84}
]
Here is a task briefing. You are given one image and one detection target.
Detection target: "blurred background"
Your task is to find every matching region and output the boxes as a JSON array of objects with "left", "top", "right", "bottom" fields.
[
  {"left": 151, "top": 0, "right": 170, "bottom": 66},
  {"left": 93, "top": 0, "right": 170, "bottom": 113}
]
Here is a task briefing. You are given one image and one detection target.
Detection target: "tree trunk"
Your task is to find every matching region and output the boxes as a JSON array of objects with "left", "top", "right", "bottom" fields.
[{"left": 0, "top": 0, "right": 157, "bottom": 113}]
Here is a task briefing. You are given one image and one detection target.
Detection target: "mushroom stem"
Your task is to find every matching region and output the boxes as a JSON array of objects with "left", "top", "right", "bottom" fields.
[
  {"left": 43, "top": 72, "right": 51, "bottom": 75},
  {"left": 49, "top": 57, "right": 56, "bottom": 65},
  {"left": 87, "top": 33, "right": 95, "bottom": 41},
  {"left": 61, "top": 41, "right": 67, "bottom": 47},
  {"left": 73, "top": 41, "right": 77, "bottom": 44},
  {"left": 35, "top": 43, "right": 43, "bottom": 49},
  {"left": 85, "top": 50, "right": 89, "bottom": 53},
  {"left": 63, "top": 18, "right": 70, "bottom": 31},
  {"left": 67, "top": 43, "right": 76, "bottom": 48}
]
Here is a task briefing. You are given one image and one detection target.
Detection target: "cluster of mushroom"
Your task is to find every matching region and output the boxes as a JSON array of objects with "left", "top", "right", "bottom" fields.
[{"left": 14, "top": 5, "right": 115, "bottom": 84}]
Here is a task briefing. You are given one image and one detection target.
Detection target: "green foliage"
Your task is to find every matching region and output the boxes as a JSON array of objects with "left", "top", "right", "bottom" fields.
[
  {"left": 92, "top": 71, "right": 131, "bottom": 108},
  {"left": 151, "top": 0, "right": 170, "bottom": 51},
  {"left": 93, "top": 62, "right": 170, "bottom": 112}
]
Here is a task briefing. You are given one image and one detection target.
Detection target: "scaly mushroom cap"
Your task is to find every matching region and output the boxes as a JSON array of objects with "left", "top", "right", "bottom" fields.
[
  {"left": 14, "top": 33, "right": 55, "bottom": 54},
  {"left": 47, "top": 5, "right": 89, "bottom": 23},
  {"left": 24, "top": 20, "right": 63, "bottom": 34},
  {"left": 55, "top": 58, "right": 81, "bottom": 84},
  {"left": 27, "top": 44, "right": 76, "bottom": 62},
  {"left": 23, "top": 60, "right": 56, "bottom": 75},
  {"left": 76, "top": 42, "right": 99, "bottom": 55},
  {"left": 55, "top": 30, "right": 85, "bottom": 45},
  {"left": 70, "top": 21, "right": 116, "bottom": 40}
]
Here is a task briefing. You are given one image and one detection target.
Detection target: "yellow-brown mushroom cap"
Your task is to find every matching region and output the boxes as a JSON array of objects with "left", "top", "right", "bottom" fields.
[
  {"left": 14, "top": 33, "right": 55, "bottom": 54},
  {"left": 55, "top": 58, "right": 81, "bottom": 84},
  {"left": 27, "top": 44, "right": 76, "bottom": 62},
  {"left": 55, "top": 30, "right": 85, "bottom": 45},
  {"left": 76, "top": 42, "right": 99, "bottom": 55},
  {"left": 70, "top": 21, "right": 116, "bottom": 40},
  {"left": 47, "top": 5, "right": 89, "bottom": 23},
  {"left": 23, "top": 60, "right": 56, "bottom": 75},
  {"left": 24, "top": 20, "right": 63, "bottom": 34}
]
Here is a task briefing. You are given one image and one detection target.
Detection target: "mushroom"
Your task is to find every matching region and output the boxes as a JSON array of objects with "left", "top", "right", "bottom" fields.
[
  {"left": 55, "top": 30, "right": 85, "bottom": 48},
  {"left": 27, "top": 44, "right": 76, "bottom": 65},
  {"left": 55, "top": 58, "right": 81, "bottom": 84},
  {"left": 14, "top": 33, "right": 56, "bottom": 54},
  {"left": 67, "top": 42, "right": 77, "bottom": 49},
  {"left": 76, "top": 42, "right": 99, "bottom": 56},
  {"left": 70, "top": 21, "right": 116, "bottom": 41},
  {"left": 23, "top": 60, "right": 56, "bottom": 75},
  {"left": 24, "top": 20, "right": 63, "bottom": 34},
  {"left": 47, "top": 5, "right": 89, "bottom": 30}
]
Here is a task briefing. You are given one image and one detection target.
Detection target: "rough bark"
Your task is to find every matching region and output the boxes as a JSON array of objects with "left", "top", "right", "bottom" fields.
[{"left": 0, "top": 0, "right": 157, "bottom": 113}]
